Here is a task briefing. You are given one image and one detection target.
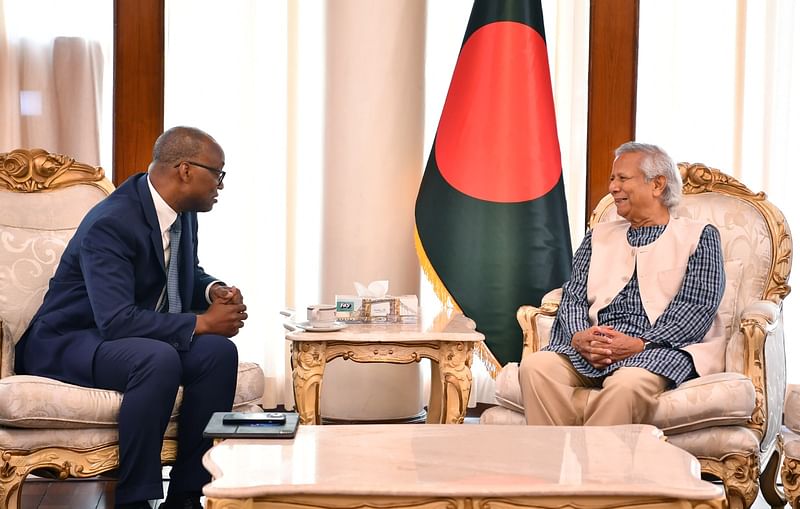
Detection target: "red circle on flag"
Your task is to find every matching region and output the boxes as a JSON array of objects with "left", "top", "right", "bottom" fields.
[{"left": 435, "top": 22, "right": 562, "bottom": 203}]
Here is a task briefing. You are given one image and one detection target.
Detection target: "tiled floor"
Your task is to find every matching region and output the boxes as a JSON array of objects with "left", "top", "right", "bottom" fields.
[{"left": 20, "top": 476, "right": 171, "bottom": 509}]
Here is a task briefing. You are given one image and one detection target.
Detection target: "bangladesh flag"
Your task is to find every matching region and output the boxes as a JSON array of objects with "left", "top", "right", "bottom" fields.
[{"left": 415, "top": 0, "right": 572, "bottom": 369}]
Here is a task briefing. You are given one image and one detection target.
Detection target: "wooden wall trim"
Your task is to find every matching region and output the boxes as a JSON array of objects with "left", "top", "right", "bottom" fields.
[
  {"left": 586, "top": 0, "right": 639, "bottom": 220},
  {"left": 113, "top": 0, "right": 165, "bottom": 186}
]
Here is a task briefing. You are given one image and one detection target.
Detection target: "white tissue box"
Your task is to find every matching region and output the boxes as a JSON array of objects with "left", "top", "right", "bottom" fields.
[{"left": 334, "top": 295, "right": 418, "bottom": 323}]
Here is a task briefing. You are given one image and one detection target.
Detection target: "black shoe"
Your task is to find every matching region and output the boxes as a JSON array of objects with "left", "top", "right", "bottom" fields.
[{"left": 159, "top": 495, "right": 202, "bottom": 509}]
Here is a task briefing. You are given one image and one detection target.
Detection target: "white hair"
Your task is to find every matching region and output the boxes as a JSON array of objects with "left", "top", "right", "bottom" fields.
[{"left": 615, "top": 141, "right": 682, "bottom": 211}]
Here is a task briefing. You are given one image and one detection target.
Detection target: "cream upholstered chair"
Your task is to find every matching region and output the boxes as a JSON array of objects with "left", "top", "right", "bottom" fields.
[
  {"left": 0, "top": 149, "right": 265, "bottom": 509},
  {"left": 480, "top": 163, "right": 792, "bottom": 509},
  {"left": 784, "top": 384, "right": 800, "bottom": 509}
]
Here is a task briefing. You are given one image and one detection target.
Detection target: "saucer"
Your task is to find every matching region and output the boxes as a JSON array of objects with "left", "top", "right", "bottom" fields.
[{"left": 295, "top": 320, "right": 347, "bottom": 332}]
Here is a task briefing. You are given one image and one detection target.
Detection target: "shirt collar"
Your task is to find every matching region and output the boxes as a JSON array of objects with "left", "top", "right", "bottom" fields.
[{"left": 147, "top": 174, "right": 178, "bottom": 234}]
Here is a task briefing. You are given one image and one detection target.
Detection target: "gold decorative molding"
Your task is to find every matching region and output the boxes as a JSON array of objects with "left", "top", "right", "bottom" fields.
[
  {"left": 289, "top": 337, "right": 479, "bottom": 426},
  {"left": 291, "top": 342, "right": 326, "bottom": 425},
  {"left": 678, "top": 163, "right": 792, "bottom": 304},
  {"left": 438, "top": 342, "right": 474, "bottom": 424},
  {"left": 0, "top": 439, "right": 178, "bottom": 509},
  {"left": 739, "top": 317, "right": 769, "bottom": 437},
  {"left": 784, "top": 454, "right": 800, "bottom": 509},
  {"left": 161, "top": 438, "right": 178, "bottom": 464},
  {"left": 517, "top": 305, "right": 557, "bottom": 355},
  {"left": 204, "top": 494, "right": 725, "bottom": 509},
  {"left": 1, "top": 444, "right": 119, "bottom": 509},
  {"left": 0, "top": 148, "right": 114, "bottom": 194},
  {"left": 699, "top": 453, "right": 759, "bottom": 509},
  {"left": 679, "top": 163, "right": 760, "bottom": 198}
]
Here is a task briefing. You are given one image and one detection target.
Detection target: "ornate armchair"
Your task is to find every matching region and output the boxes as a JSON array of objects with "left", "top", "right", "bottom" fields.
[
  {"left": 480, "top": 163, "right": 792, "bottom": 509},
  {"left": 784, "top": 384, "right": 800, "bottom": 509},
  {"left": 0, "top": 149, "right": 265, "bottom": 509}
]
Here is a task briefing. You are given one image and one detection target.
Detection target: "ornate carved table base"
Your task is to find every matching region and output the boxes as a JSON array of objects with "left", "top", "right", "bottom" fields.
[
  {"left": 287, "top": 313, "right": 484, "bottom": 425},
  {"left": 206, "top": 494, "right": 723, "bottom": 509}
]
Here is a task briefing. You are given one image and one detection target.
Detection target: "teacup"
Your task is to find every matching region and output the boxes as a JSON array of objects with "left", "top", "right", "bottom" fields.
[{"left": 307, "top": 304, "right": 336, "bottom": 326}]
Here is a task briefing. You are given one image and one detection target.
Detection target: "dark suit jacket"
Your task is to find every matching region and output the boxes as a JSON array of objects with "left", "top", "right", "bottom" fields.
[{"left": 15, "top": 173, "right": 218, "bottom": 387}]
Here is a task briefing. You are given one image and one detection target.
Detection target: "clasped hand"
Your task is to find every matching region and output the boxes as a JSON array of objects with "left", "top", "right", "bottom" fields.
[
  {"left": 196, "top": 285, "right": 248, "bottom": 337},
  {"left": 570, "top": 326, "right": 644, "bottom": 369}
]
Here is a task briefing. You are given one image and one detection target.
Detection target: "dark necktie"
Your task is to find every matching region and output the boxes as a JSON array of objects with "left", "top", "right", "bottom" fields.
[{"left": 166, "top": 216, "right": 182, "bottom": 313}]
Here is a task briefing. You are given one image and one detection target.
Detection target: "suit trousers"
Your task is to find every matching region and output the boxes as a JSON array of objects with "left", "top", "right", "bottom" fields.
[
  {"left": 519, "top": 351, "right": 668, "bottom": 426},
  {"left": 93, "top": 334, "right": 238, "bottom": 504}
]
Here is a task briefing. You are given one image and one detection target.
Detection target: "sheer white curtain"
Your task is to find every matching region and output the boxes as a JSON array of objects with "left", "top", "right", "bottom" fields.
[
  {"left": 0, "top": 0, "right": 112, "bottom": 167},
  {"left": 164, "top": 0, "right": 293, "bottom": 408},
  {"left": 637, "top": 0, "right": 800, "bottom": 383}
]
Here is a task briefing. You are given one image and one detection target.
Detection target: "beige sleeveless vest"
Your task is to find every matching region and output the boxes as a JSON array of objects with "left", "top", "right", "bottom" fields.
[{"left": 587, "top": 217, "right": 723, "bottom": 376}]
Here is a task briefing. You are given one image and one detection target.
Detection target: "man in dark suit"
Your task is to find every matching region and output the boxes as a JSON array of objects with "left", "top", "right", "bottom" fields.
[{"left": 15, "top": 126, "right": 247, "bottom": 509}]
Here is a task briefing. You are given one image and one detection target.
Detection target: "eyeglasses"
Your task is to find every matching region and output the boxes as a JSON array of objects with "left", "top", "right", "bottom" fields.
[{"left": 176, "top": 161, "right": 226, "bottom": 185}]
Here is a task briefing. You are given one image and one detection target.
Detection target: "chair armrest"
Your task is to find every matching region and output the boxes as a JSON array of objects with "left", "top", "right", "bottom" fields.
[
  {"left": 517, "top": 289, "right": 562, "bottom": 356},
  {"left": 736, "top": 299, "right": 785, "bottom": 444}
]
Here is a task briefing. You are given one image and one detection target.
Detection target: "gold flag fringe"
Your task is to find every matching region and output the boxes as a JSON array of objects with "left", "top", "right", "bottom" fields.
[{"left": 414, "top": 226, "right": 502, "bottom": 379}]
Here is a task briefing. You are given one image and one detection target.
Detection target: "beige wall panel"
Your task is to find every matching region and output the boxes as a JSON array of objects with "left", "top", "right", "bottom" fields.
[{"left": 320, "top": 0, "right": 427, "bottom": 421}]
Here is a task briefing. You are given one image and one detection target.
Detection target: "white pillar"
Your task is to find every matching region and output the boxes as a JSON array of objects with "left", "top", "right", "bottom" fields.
[{"left": 320, "top": 0, "right": 426, "bottom": 421}]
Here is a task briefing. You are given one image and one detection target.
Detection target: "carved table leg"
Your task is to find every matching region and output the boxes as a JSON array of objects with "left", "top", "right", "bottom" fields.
[
  {"left": 291, "top": 341, "right": 327, "bottom": 425},
  {"left": 426, "top": 361, "right": 444, "bottom": 423},
  {"left": 437, "top": 341, "right": 474, "bottom": 424}
]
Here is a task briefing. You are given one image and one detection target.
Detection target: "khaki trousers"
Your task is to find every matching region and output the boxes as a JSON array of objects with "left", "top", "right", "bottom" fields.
[{"left": 519, "top": 351, "right": 669, "bottom": 426}]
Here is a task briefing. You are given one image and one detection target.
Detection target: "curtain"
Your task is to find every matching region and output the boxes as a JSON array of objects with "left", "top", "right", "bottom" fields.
[
  {"left": 164, "top": 0, "right": 292, "bottom": 408},
  {"left": 636, "top": 0, "right": 800, "bottom": 383},
  {"left": 0, "top": 0, "right": 109, "bottom": 165}
]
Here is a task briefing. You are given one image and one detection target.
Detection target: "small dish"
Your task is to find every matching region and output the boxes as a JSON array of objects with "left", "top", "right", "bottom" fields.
[{"left": 294, "top": 320, "right": 347, "bottom": 332}]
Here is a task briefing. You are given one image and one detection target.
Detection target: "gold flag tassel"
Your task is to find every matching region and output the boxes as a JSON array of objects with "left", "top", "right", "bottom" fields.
[{"left": 414, "top": 226, "right": 502, "bottom": 378}]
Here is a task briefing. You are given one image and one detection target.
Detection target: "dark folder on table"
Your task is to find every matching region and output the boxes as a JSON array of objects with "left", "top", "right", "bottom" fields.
[{"left": 203, "top": 411, "right": 300, "bottom": 439}]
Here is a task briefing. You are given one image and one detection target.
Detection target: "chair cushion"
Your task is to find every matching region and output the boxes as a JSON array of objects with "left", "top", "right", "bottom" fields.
[
  {"left": 0, "top": 421, "right": 181, "bottom": 451},
  {"left": 786, "top": 384, "right": 800, "bottom": 433},
  {"left": 493, "top": 362, "right": 524, "bottom": 413},
  {"left": 491, "top": 363, "right": 755, "bottom": 433},
  {"left": 0, "top": 361, "right": 264, "bottom": 429},
  {"left": 650, "top": 372, "right": 755, "bottom": 434},
  {"left": 479, "top": 404, "right": 526, "bottom": 425},
  {"left": 666, "top": 424, "right": 760, "bottom": 459}
]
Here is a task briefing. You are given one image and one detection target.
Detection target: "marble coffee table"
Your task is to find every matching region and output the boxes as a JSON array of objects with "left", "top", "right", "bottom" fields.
[{"left": 202, "top": 424, "right": 725, "bottom": 509}]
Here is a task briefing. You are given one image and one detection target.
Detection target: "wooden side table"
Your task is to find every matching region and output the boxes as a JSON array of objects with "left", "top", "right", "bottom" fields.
[{"left": 285, "top": 312, "right": 484, "bottom": 424}]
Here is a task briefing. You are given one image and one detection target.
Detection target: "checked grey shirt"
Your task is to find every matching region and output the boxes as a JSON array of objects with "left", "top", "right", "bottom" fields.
[{"left": 545, "top": 223, "right": 725, "bottom": 387}]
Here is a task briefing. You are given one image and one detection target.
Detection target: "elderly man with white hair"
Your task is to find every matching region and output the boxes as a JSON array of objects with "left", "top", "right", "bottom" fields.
[{"left": 520, "top": 141, "right": 725, "bottom": 426}]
